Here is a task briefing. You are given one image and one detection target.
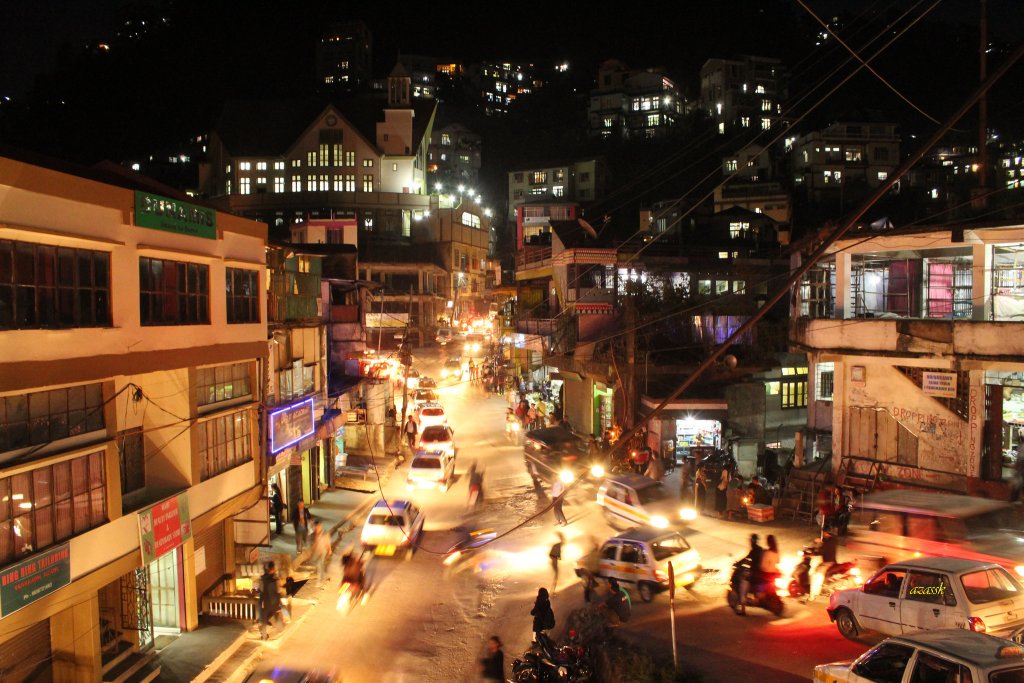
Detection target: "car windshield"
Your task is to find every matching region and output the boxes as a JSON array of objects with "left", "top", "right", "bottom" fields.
[
  {"left": 412, "top": 457, "right": 441, "bottom": 469},
  {"left": 422, "top": 427, "right": 450, "bottom": 441},
  {"left": 960, "top": 567, "right": 1023, "bottom": 604},
  {"left": 638, "top": 484, "right": 669, "bottom": 505},
  {"left": 368, "top": 514, "right": 404, "bottom": 527},
  {"left": 650, "top": 534, "right": 691, "bottom": 561}
]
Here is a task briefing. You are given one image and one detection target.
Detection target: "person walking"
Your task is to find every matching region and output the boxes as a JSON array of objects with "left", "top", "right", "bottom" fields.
[
  {"left": 549, "top": 533, "right": 563, "bottom": 593},
  {"left": 467, "top": 461, "right": 484, "bottom": 508},
  {"left": 479, "top": 636, "right": 505, "bottom": 682},
  {"left": 310, "top": 520, "right": 333, "bottom": 588},
  {"left": 292, "top": 500, "right": 312, "bottom": 554},
  {"left": 530, "top": 587, "right": 555, "bottom": 640},
  {"left": 715, "top": 466, "right": 730, "bottom": 518},
  {"left": 270, "top": 484, "right": 284, "bottom": 534},
  {"left": 403, "top": 415, "right": 419, "bottom": 452},
  {"left": 527, "top": 403, "right": 539, "bottom": 431},
  {"left": 258, "top": 561, "right": 283, "bottom": 640},
  {"left": 550, "top": 477, "right": 568, "bottom": 526}
]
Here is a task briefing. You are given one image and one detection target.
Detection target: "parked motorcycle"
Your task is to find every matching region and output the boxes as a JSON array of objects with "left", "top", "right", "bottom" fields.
[
  {"left": 726, "top": 557, "right": 784, "bottom": 617},
  {"left": 512, "top": 632, "right": 593, "bottom": 682}
]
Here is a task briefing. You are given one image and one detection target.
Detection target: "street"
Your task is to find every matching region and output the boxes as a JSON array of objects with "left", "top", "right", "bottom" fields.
[{"left": 249, "top": 347, "right": 876, "bottom": 683}]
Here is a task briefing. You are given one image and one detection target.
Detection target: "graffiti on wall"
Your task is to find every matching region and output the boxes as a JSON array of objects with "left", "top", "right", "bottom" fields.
[{"left": 888, "top": 406, "right": 966, "bottom": 473}]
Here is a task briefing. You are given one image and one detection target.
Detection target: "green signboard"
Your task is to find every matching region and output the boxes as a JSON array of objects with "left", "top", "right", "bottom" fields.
[
  {"left": 134, "top": 191, "right": 217, "bottom": 240},
  {"left": 0, "top": 544, "right": 71, "bottom": 618}
]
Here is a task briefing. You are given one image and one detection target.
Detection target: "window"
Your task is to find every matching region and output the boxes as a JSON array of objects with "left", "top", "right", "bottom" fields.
[
  {"left": 239, "top": 177, "right": 250, "bottom": 194},
  {"left": 306, "top": 175, "right": 316, "bottom": 191},
  {"left": 850, "top": 642, "right": 914, "bottom": 683},
  {"left": 256, "top": 177, "right": 266, "bottom": 186},
  {"left": 762, "top": 99, "right": 772, "bottom": 111},
  {"left": 715, "top": 281, "right": 729, "bottom": 295},
  {"left": 332, "top": 143, "right": 342, "bottom": 166},
  {"left": 363, "top": 174, "right": 374, "bottom": 192},
  {"left": 647, "top": 113, "right": 660, "bottom": 127},
  {"left": 441, "top": 133, "right": 451, "bottom": 146},
  {"left": 863, "top": 570, "right": 907, "bottom": 598},
  {"left": 345, "top": 174, "right": 356, "bottom": 192},
  {"left": 0, "top": 240, "right": 111, "bottom": 329},
  {"left": 905, "top": 571, "right": 953, "bottom": 605},
  {"left": 225, "top": 179, "right": 231, "bottom": 195},
  {"left": 815, "top": 362, "right": 834, "bottom": 401},
  {"left": 878, "top": 171, "right": 888, "bottom": 181},
  {"left": 729, "top": 221, "right": 749, "bottom": 239},
  {"left": 256, "top": 161, "right": 267, "bottom": 171},
  {"left": 846, "top": 147, "right": 863, "bottom": 162},
  {"left": 196, "top": 410, "right": 253, "bottom": 480},
  {"left": 392, "top": 163, "right": 398, "bottom": 172},
  {"left": 292, "top": 159, "right": 301, "bottom": 168},
  {"left": 226, "top": 268, "right": 259, "bottom": 324},
  {"left": 960, "top": 567, "right": 1022, "bottom": 604},
  {"left": 698, "top": 280, "right": 712, "bottom": 295},
  {"left": 274, "top": 161, "right": 285, "bottom": 171},
  {"left": 318, "top": 144, "right": 329, "bottom": 167},
  {"left": 363, "top": 159, "right": 374, "bottom": 168},
  {"left": 196, "top": 362, "right": 252, "bottom": 407},
  {"left": 552, "top": 186, "right": 564, "bottom": 197},
  {"left": 781, "top": 376, "right": 808, "bottom": 408},
  {"left": 600, "top": 544, "right": 619, "bottom": 560},
  {"left": 725, "top": 159, "right": 738, "bottom": 172},
  {"left": 139, "top": 257, "right": 209, "bottom": 325},
  {"left": 740, "top": 116, "right": 750, "bottom": 128},
  {"left": 761, "top": 117, "right": 771, "bottom": 130},
  {"left": 306, "top": 151, "right": 316, "bottom": 167},
  {"left": 273, "top": 177, "right": 284, "bottom": 193},
  {"left": 345, "top": 151, "right": 355, "bottom": 166},
  {"left": 908, "top": 652, "right": 967, "bottom": 683},
  {"left": 0, "top": 383, "right": 105, "bottom": 453},
  {"left": 531, "top": 171, "right": 547, "bottom": 184},
  {"left": 291, "top": 175, "right": 301, "bottom": 192},
  {"left": 0, "top": 451, "right": 106, "bottom": 565},
  {"left": 733, "top": 281, "right": 745, "bottom": 293},
  {"left": 239, "top": 162, "right": 251, "bottom": 171},
  {"left": 318, "top": 174, "right": 329, "bottom": 191},
  {"left": 619, "top": 543, "right": 641, "bottom": 564},
  {"left": 333, "top": 175, "right": 342, "bottom": 191}
]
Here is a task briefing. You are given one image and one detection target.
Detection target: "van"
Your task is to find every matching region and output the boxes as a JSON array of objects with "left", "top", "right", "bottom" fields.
[{"left": 847, "top": 490, "right": 1024, "bottom": 580}]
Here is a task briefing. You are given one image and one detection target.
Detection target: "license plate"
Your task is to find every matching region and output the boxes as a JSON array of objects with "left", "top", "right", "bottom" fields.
[{"left": 375, "top": 545, "right": 396, "bottom": 556}]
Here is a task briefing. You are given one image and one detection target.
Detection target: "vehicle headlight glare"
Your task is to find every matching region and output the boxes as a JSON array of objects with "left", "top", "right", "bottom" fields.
[
  {"left": 1016, "top": 565, "right": 1024, "bottom": 578},
  {"left": 679, "top": 507, "right": 697, "bottom": 521},
  {"left": 559, "top": 469, "right": 575, "bottom": 484},
  {"left": 590, "top": 464, "right": 605, "bottom": 478},
  {"left": 651, "top": 515, "right": 669, "bottom": 529}
]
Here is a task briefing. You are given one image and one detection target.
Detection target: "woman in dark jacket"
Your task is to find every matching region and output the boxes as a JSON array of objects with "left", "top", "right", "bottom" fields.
[{"left": 530, "top": 587, "right": 555, "bottom": 638}]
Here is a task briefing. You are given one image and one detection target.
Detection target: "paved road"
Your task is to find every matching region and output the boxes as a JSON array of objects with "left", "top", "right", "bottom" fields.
[{"left": 244, "top": 347, "right": 879, "bottom": 682}]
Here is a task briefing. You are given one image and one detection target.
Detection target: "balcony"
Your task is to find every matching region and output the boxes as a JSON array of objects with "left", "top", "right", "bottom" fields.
[
  {"left": 268, "top": 294, "right": 320, "bottom": 322},
  {"left": 517, "top": 318, "right": 560, "bottom": 336},
  {"left": 792, "top": 317, "right": 1024, "bottom": 358},
  {"left": 516, "top": 246, "right": 552, "bottom": 269},
  {"left": 567, "top": 287, "right": 616, "bottom": 305}
]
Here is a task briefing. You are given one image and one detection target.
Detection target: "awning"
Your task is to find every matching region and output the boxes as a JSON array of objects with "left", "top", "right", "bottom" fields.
[{"left": 551, "top": 371, "right": 582, "bottom": 381}]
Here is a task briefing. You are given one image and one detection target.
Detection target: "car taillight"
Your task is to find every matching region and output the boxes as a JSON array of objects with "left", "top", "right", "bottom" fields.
[{"left": 967, "top": 617, "right": 987, "bottom": 633}]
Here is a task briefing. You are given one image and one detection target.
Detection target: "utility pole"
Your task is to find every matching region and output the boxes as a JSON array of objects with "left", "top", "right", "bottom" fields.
[
  {"left": 975, "top": 0, "right": 989, "bottom": 209},
  {"left": 603, "top": 44, "right": 1024, "bottom": 462},
  {"left": 624, "top": 292, "right": 637, "bottom": 430}
]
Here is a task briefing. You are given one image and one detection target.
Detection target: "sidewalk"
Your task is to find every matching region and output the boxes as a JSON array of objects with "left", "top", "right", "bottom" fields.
[{"left": 156, "top": 484, "right": 382, "bottom": 683}]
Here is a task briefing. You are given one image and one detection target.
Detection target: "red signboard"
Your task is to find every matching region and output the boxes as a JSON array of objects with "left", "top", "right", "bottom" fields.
[{"left": 138, "top": 493, "right": 192, "bottom": 565}]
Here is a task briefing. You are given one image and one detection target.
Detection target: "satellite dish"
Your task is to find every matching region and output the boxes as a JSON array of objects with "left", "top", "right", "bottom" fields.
[{"left": 578, "top": 218, "right": 598, "bottom": 239}]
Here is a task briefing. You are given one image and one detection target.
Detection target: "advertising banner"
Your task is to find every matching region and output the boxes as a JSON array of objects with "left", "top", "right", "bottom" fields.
[
  {"left": 270, "top": 398, "right": 315, "bottom": 453},
  {"left": 139, "top": 493, "right": 192, "bottom": 565},
  {"left": 922, "top": 372, "right": 957, "bottom": 398},
  {"left": 0, "top": 544, "right": 71, "bottom": 618},
  {"left": 134, "top": 191, "right": 216, "bottom": 239}
]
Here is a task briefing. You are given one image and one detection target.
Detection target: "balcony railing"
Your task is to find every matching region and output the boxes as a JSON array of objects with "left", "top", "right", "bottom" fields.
[
  {"left": 516, "top": 246, "right": 552, "bottom": 269},
  {"left": 567, "top": 288, "right": 616, "bottom": 304}
]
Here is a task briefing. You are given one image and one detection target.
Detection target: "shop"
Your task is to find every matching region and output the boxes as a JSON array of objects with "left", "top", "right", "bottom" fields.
[
  {"left": 131, "top": 493, "right": 192, "bottom": 646},
  {"left": 593, "top": 383, "right": 614, "bottom": 438},
  {"left": 988, "top": 371, "right": 1024, "bottom": 481},
  {"left": 268, "top": 397, "right": 318, "bottom": 507},
  {"left": 673, "top": 417, "right": 723, "bottom": 460}
]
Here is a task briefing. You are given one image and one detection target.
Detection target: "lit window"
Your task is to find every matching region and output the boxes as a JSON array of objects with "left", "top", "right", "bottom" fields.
[
  {"left": 256, "top": 161, "right": 267, "bottom": 171},
  {"left": 878, "top": 171, "right": 888, "bottom": 181},
  {"left": 274, "top": 161, "right": 285, "bottom": 171},
  {"left": 274, "top": 177, "right": 284, "bottom": 193},
  {"left": 392, "top": 163, "right": 398, "bottom": 171},
  {"left": 815, "top": 362, "right": 834, "bottom": 401},
  {"left": 781, "top": 377, "right": 808, "bottom": 409},
  {"left": 740, "top": 117, "right": 750, "bottom": 128},
  {"left": 333, "top": 144, "right": 342, "bottom": 166},
  {"left": 225, "top": 179, "right": 231, "bottom": 194},
  {"left": 647, "top": 113, "right": 660, "bottom": 127},
  {"left": 553, "top": 186, "right": 564, "bottom": 197},
  {"left": 256, "top": 176, "right": 266, "bottom": 185},
  {"left": 319, "top": 174, "right": 328, "bottom": 191},
  {"left": 755, "top": 85, "right": 765, "bottom": 94},
  {"left": 319, "top": 144, "right": 329, "bottom": 167},
  {"left": 346, "top": 151, "right": 355, "bottom": 166},
  {"left": 333, "top": 175, "right": 342, "bottom": 191},
  {"left": 291, "top": 175, "right": 301, "bottom": 192},
  {"left": 761, "top": 117, "right": 771, "bottom": 130},
  {"left": 240, "top": 161, "right": 251, "bottom": 171},
  {"left": 716, "top": 281, "right": 729, "bottom": 294},
  {"left": 603, "top": 116, "right": 613, "bottom": 128},
  {"left": 441, "top": 133, "right": 451, "bottom": 146},
  {"left": 531, "top": 171, "right": 547, "bottom": 184},
  {"left": 725, "top": 159, "right": 738, "bottom": 172},
  {"left": 225, "top": 164, "right": 232, "bottom": 173},
  {"left": 363, "top": 159, "right": 374, "bottom": 168},
  {"left": 307, "top": 151, "right": 316, "bottom": 166},
  {"left": 292, "top": 159, "right": 301, "bottom": 168},
  {"left": 345, "top": 174, "right": 355, "bottom": 191},
  {"left": 762, "top": 99, "right": 772, "bottom": 112},
  {"left": 733, "top": 280, "right": 745, "bottom": 293},
  {"left": 307, "top": 175, "right": 315, "bottom": 191},
  {"left": 698, "top": 280, "right": 711, "bottom": 294},
  {"left": 363, "top": 174, "right": 374, "bottom": 192},
  {"left": 845, "top": 148, "right": 863, "bottom": 162},
  {"left": 240, "top": 177, "right": 250, "bottom": 194},
  {"left": 718, "top": 122, "right": 725, "bottom": 134},
  {"left": 766, "top": 381, "right": 780, "bottom": 395},
  {"left": 719, "top": 251, "right": 730, "bottom": 259}
]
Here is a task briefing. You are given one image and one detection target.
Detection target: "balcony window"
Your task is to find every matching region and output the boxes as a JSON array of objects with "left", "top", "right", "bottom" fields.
[
  {"left": 196, "top": 410, "right": 253, "bottom": 481},
  {"left": 799, "top": 262, "right": 835, "bottom": 318},
  {"left": 0, "top": 450, "right": 107, "bottom": 565},
  {"left": 851, "top": 255, "right": 971, "bottom": 320},
  {"left": 993, "top": 245, "right": 1024, "bottom": 320},
  {"left": 781, "top": 377, "right": 808, "bottom": 409},
  {"left": 530, "top": 171, "right": 547, "bottom": 185}
]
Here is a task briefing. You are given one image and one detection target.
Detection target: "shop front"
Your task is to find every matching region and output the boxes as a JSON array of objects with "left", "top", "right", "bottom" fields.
[
  {"left": 985, "top": 371, "right": 1024, "bottom": 484},
  {"left": 673, "top": 417, "right": 723, "bottom": 460},
  {"left": 134, "top": 493, "right": 192, "bottom": 645},
  {"left": 593, "top": 383, "right": 614, "bottom": 438}
]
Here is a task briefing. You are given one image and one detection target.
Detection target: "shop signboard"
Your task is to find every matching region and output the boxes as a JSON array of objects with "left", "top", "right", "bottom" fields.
[
  {"left": 0, "top": 544, "right": 71, "bottom": 618},
  {"left": 922, "top": 371, "right": 957, "bottom": 398},
  {"left": 270, "top": 398, "right": 315, "bottom": 453},
  {"left": 134, "top": 191, "right": 216, "bottom": 239},
  {"left": 138, "top": 493, "right": 192, "bottom": 565}
]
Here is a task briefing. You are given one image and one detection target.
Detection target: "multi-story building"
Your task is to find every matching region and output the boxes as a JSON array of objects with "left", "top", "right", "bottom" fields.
[
  {"left": 428, "top": 123, "right": 482, "bottom": 189},
  {"left": 713, "top": 143, "right": 792, "bottom": 233},
  {"left": 370, "top": 54, "right": 438, "bottom": 99},
  {"left": 588, "top": 59, "right": 686, "bottom": 140},
  {"left": 316, "top": 20, "right": 373, "bottom": 91},
  {"left": 507, "top": 159, "right": 606, "bottom": 223},
  {"left": 699, "top": 55, "right": 788, "bottom": 135},
  {"left": 788, "top": 121, "right": 901, "bottom": 205},
  {"left": 469, "top": 61, "right": 543, "bottom": 116},
  {"left": 792, "top": 220, "right": 1024, "bottom": 498},
  {"left": 0, "top": 151, "right": 267, "bottom": 681}
]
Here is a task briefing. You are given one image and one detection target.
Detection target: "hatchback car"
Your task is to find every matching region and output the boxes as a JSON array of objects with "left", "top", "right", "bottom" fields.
[
  {"left": 523, "top": 425, "right": 595, "bottom": 485},
  {"left": 407, "top": 450, "right": 456, "bottom": 491},
  {"left": 828, "top": 557, "right": 1024, "bottom": 641},
  {"left": 813, "top": 629, "right": 1024, "bottom": 683},
  {"left": 360, "top": 499, "right": 425, "bottom": 558},
  {"left": 596, "top": 473, "right": 694, "bottom": 529},
  {"left": 415, "top": 402, "right": 447, "bottom": 429},
  {"left": 435, "top": 327, "right": 454, "bottom": 346},
  {"left": 418, "top": 424, "right": 455, "bottom": 457},
  {"left": 418, "top": 376, "right": 437, "bottom": 390},
  {"left": 575, "top": 527, "right": 702, "bottom": 602},
  {"left": 411, "top": 388, "right": 439, "bottom": 408}
]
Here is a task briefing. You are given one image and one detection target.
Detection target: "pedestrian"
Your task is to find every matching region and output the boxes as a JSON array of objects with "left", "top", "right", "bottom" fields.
[
  {"left": 549, "top": 533, "right": 563, "bottom": 593},
  {"left": 258, "top": 561, "right": 283, "bottom": 640},
  {"left": 292, "top": 500, "right": 312, "bottom": 554},
  {"left": 479, "top": 636, "right": 505, "bottom": 682},
  {"left": 644, "top": 450, "right": 665, "bottom": 482},
  {"left": 468, "top": 461, "right": 484, "bottom": 508},
  {"left": 604, "top": 578, "right": 631, "bottom": 624},
  {"left": 527, "top": 403, "right": 539, "bottom": 430},
  {"left": 715, "top": 466, "right": 730, "bottom": 518},
  {"left": 310, "top": 520, "right": 333, "bottom": 588},
  {"left": 404, "top": 414, "right": 419, "bottom": 451},
  {"left": 694, "top": 467, "right": 708, "bottom": 513},
  {"left": 530, "top": 587, "right": 555, "bottom": 640},
  {"left": 679, "top": 457, "right": 692, "bottom": 500},
  {"left": 270, "top": 484, "right": 284, "bottom": 534},
  {"left": 550, "top": 476, "right": 568, "bottom": 526}
]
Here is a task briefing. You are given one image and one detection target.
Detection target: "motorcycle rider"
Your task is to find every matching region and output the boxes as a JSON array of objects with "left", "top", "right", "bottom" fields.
[
  {"left": 342, "top": 549, "right": 367, "bottom": 594},
  {"left": 810, "top": 531, "right": 839, "bottom": 601},
  {"left": 734, "top": 534, "right": 764, "bottom": 615}
]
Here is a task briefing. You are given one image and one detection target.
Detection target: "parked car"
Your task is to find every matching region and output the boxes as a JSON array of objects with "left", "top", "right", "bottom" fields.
[
  {"left": 523, "top": 425, "right": 595, "bottom": 485},
  {"left": 596, "top": 473, "right": 695, "bottom": 529},
  {"left": 415, "top": 402, "right": 447, "bottom": 429},
  {"left": 407, "top": 450, "right": 456, "bottom": 491},
  {"left": 847, "top": 490, "right": 1024, "bottom": 578},
  {"left": 360, "top": 499, "right": 425, "bottom": 558},
  {"left": 418, "top": 424, "right": 455, "bottom": 457},
  {"left": 813, "top": 629, "right": 1024, "bottom": 683},
  {"left": 575, "top": 527, "right": 702, "bottom": 602},
  {"left": 827, "top": 557, "right": 1024, "bottom": 640}
]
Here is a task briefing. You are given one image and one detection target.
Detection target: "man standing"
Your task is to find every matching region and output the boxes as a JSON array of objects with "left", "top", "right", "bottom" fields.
[
  {"left": 310, "top": 520, "right": 333, "bottom": 588},
  {"left": 293, "top": 500, "right": 311, "bottom": 554},
  {"left": 270, "top": 484, "right": 284, "bottom": 535},
  {"left": 258, "top": 562, "right": 283, "bottom": 640},
  {"left": 550, "top": 477, "right": 568, "bottom": 526},
  {"left": 404, "top": 415, "right": 419, "bottom": 452},
  {"left": 549, "top": 533, "right": 563, "bottom": 593}
]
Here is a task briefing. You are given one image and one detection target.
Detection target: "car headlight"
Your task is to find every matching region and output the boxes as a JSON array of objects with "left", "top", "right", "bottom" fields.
[
  {"left": 651, "top": 515, "right": 669, "bottom": 529},
  {"left": 1016, "top": 565, "right": 1024, "bottom": 578},
  {"left": 590, "top": 464, "right": 605, "bottom": 478},
  {"left": 559, "top": 470, "right": 575, "bottom": 484},
  {"left": 679, "top": 507, "right": 698, "bottom": 521},
  {"left": 441, "top": 369, "right": 448, "bottom": 378}
]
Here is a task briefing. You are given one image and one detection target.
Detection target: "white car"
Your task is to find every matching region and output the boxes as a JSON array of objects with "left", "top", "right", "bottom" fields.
[
  {"left": 360, "top": 499, "right": 425, "bottom": 558},
  {"left": 418, "top": 424, "right": 455, "bottom": 457},
  {"left": 415, "top": 402, "right": 447, "bottom": 429},
  {"left": 411, "top": 388, "right": 439, "bottom": 408},
  {"left": 440, "top": 358, "right": 464, "bottom": 382},
  {"left": 828, "top": 557, "right": 1024, "bottom": 641},
  {"left": 813, "top": 629, "right": 1024, "bottom": 683},
  {"left": 407, "top": 450, "right": 456, "bottom": 491}
]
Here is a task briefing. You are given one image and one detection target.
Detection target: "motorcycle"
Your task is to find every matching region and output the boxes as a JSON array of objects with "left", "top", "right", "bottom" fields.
[
  {"left": 512, "top": 632, "right": 593, "bottom": 682},
  {"left": 506, "top": 419, "right": 522, "bottom": 444},
  {"left": 726, "top": 557, "right": 784, "bottom": 617},
  {"left": 784, "top": 541, "right": 860, "bottom": 600},
  {"left": 442, "top": 528, "right": 496, "bottom": 576},
  {"left": 336, "top": 552, "right": 370, "bottom": 614}
]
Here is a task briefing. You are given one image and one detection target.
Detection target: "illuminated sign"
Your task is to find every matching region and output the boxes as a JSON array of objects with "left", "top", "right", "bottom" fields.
[
  {"left": 134, "top": 191, "right": 217, "bottom": 239},
  {"left": 270, "top": 398, "right": 315, "bottom": 453}
]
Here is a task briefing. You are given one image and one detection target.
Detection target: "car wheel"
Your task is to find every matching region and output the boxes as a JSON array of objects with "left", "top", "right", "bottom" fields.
[
  {"left": 835, "top": 607, "right": 860, "bottom": 639},
  {"left": 638, "top": 581, "right": 655, "bottom": 603}
]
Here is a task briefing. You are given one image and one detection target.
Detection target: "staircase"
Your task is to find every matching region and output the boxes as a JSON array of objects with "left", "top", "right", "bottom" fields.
[
  {"left": 836, "top": 455, "right": 884, "bottom": 496},
  {"left": 777, "top": 457, "right": 830, "bottom": 523},
  {"left": 102, "top": 642, "right": 161, "bottom": 683}
]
